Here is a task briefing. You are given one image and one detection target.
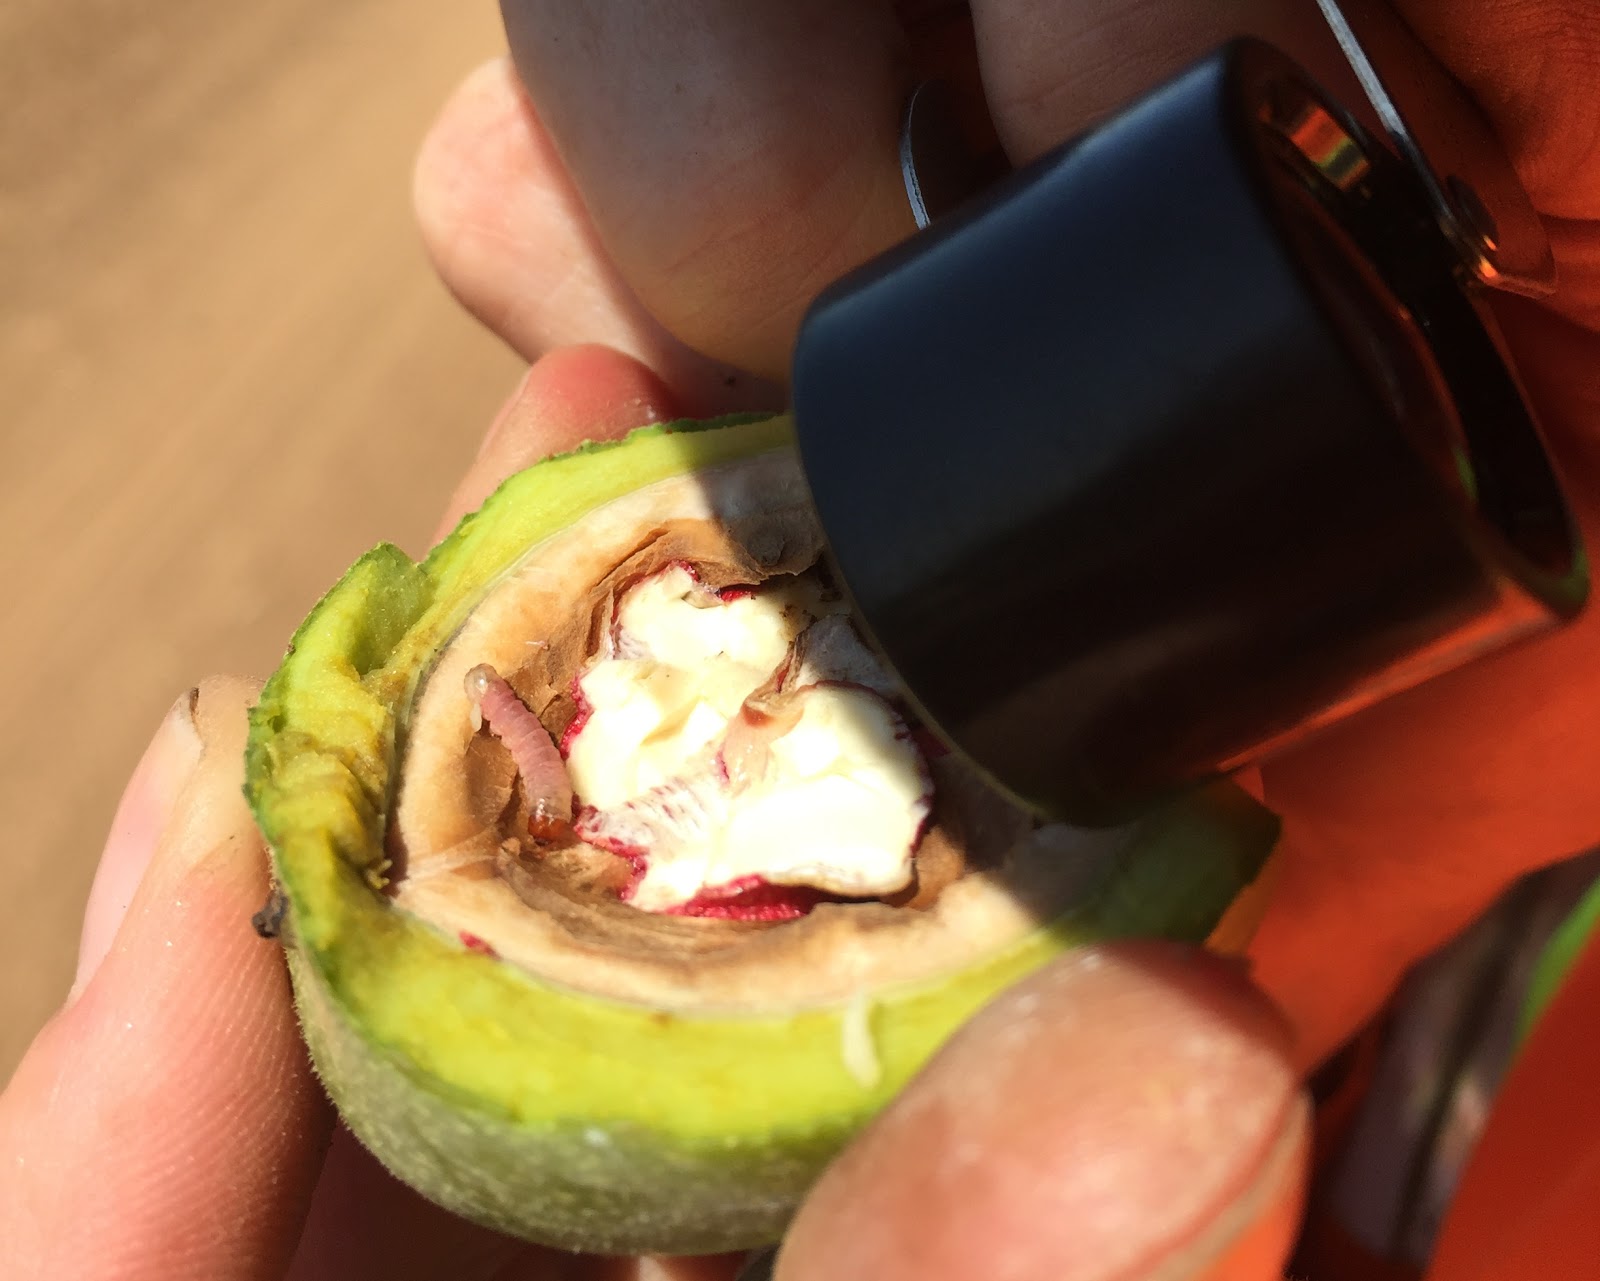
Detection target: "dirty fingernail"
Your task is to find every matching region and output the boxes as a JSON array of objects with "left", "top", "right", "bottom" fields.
[{"left": 71, "top": 688, "right": 204, "bottom": 998}]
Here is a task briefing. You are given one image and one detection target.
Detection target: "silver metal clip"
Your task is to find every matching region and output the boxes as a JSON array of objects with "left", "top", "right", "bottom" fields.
[{"left": 1314, "top": 0, "right": 1555, "bottom": 296}]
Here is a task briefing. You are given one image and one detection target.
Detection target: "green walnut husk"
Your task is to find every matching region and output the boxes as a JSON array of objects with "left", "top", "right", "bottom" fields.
[{"left": 244, "top": 413, "right": 1278, "bottom": 1255}]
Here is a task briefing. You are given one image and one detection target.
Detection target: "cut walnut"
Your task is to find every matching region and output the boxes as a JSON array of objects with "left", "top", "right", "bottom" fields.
[{"left": 389, "top": 452, "right": 1114, "bottom": 1012}]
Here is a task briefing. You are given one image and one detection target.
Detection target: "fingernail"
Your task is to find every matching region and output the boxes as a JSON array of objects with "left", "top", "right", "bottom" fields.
[{"left": 71, "top": 688, "right": 204, "bottom": 998}]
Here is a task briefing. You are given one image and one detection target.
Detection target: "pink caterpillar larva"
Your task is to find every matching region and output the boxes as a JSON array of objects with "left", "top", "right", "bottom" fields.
[{"left": 465, "top": 664, "right": 574, "bottom": 842}]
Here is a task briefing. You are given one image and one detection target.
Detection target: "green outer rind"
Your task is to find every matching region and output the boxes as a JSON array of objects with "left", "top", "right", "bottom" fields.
[{"left": 246, "top": 415, "right": 1280, "bottom": 1254}]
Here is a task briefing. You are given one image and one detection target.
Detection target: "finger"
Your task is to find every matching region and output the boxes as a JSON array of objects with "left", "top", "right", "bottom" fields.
[
  {"left": 962, "top": 0, "right": 1600, "bottom": 338},
  {"left": 775, "top": 944, "right": 1308, "bottom": 1281},
  {"left": 70, "top": 684, "right": 206, "bottom": 995},
  {"left": 415, "top": 59, "right": 780, "bottom": 416},
  {"left": 433, "top": 343, "right": 683, "bottom": 541},
  {"left": 0, "top": 678, "right": 334, "bottom": 1281},
  {"left": 499, "top": 0, "right": 916, "bottom": 380},
  {"left": 968, "top": 0, "right": 1351, "bottom": 163},
  {"left": 1392, "top": 0, "right": 1600, "bottom": 341},
  {"left": 1393, "top": 1, "right": 1600, "bottom": 221}
]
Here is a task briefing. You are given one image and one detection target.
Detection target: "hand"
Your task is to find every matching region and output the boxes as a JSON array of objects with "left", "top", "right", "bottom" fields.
[{"left": 0, "top": 349, "right": 1298, "bottom": 1281}]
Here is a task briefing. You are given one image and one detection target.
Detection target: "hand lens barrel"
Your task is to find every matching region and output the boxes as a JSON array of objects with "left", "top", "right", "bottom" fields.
[{"left": 791, "top": 40, "right": 1585, "bottom": 826}]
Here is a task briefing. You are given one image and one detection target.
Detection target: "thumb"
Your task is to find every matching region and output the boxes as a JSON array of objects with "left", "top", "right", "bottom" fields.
[
  {"left": 775, "top": 943, "right": 1308, "bottom": 1281},
  {"left": 0, "top": 677, "right": 333, "bottom": 1281}
]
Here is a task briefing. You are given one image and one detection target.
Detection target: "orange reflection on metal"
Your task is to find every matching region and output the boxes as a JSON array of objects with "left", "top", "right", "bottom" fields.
[{"left": 1287, "top": 104, "right": 1371, "bottom": 191}]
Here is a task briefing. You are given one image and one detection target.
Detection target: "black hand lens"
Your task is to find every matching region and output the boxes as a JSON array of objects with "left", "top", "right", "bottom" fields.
[{"left": 791, "top": 20, "right": 1587, "bottom": 826}]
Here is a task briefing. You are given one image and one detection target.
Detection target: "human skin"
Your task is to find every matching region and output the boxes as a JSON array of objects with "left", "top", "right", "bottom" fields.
[{"left": 2, "top": 3, "right": 1597, "bottom": 1279}]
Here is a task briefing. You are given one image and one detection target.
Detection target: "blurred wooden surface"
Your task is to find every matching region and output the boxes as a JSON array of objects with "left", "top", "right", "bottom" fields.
[{"left": 0, "top": 1, "right": 522, "bottom": 1077}]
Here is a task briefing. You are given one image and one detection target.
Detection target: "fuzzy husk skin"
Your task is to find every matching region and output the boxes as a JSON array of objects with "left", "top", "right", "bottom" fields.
[{"left": 288, "top": 948, "right": 833, "bottom": 1253}]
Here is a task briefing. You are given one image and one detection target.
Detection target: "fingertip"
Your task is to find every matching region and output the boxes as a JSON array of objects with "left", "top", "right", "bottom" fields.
[
  {"left": 970, "top": 0, "right": 1355, "bottom": 164},
  {"left": 412, "top": 56, "right": 529, "bottom": 312},
  {"left": 778, "top": 943, "right": 1304, "bottom": 1281},
  {"left": 414, "top": 58, "right": 785, "bottom": 415},
  {"left": 512, "top": 343, "right": 683, "bottom": 451},
  {"left": 435, "top": 344, "right": 682, "bottom": 540},
  {"left": 413, "top": 55, "right": 519, "bottom": 192},
  {"left": 501, "top": 0, "right": 915, "bottom": 380}
]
